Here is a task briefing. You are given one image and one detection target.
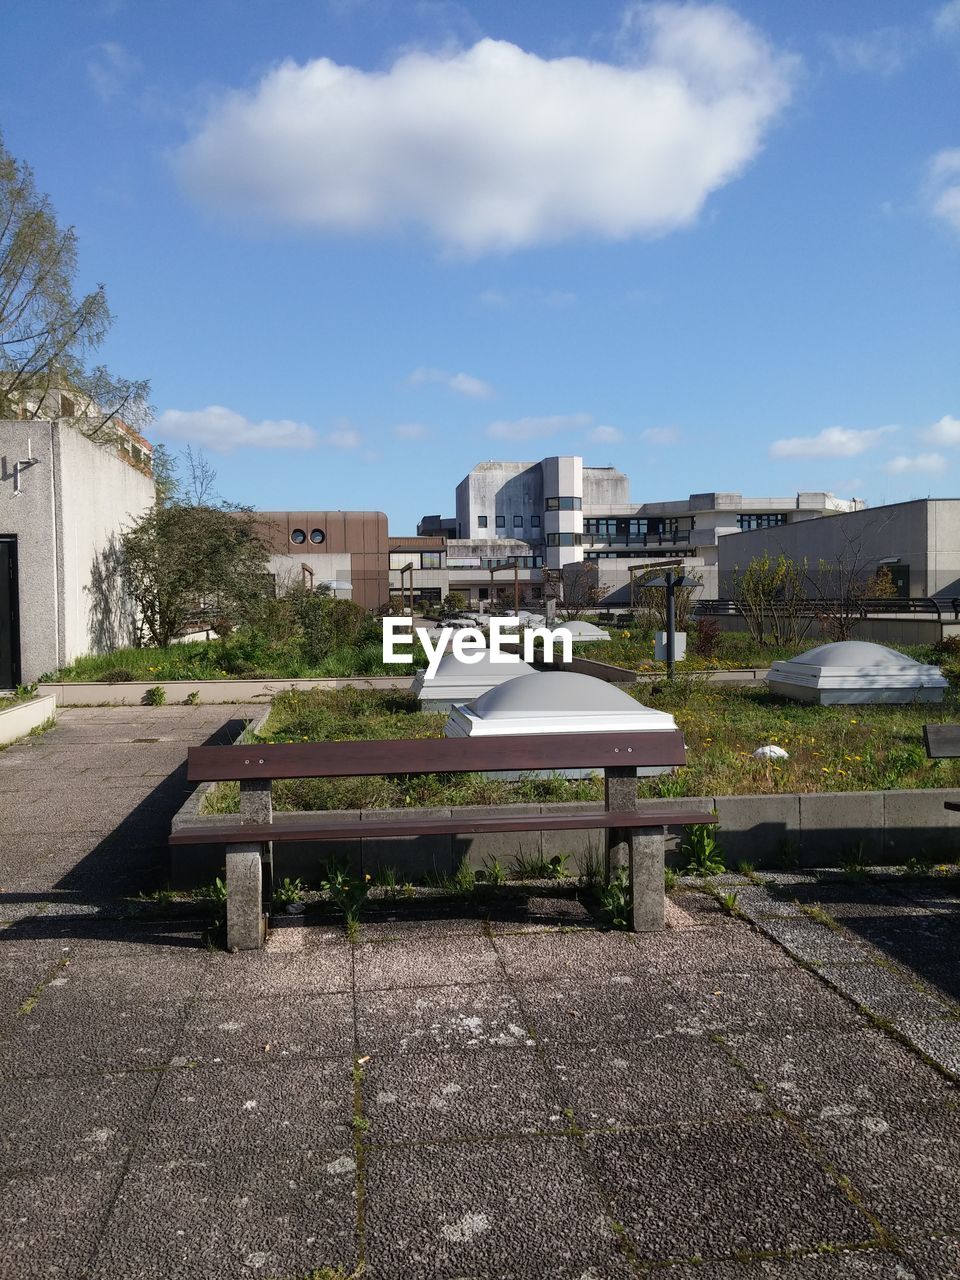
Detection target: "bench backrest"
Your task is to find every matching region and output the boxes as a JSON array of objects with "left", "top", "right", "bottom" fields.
[
  {"left": 923, "top": 724, "right": 960, "bottom": 759},
  {"left": 187, "top": 730, "right": 687, "bottom": 782}
]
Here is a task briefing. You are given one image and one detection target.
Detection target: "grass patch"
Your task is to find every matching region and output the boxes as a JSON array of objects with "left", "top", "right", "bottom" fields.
[{"left": 199, "top": 682, "right": 960, "bottom": 818}]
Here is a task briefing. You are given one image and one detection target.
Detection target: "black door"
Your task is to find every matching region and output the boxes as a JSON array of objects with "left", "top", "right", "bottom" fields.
[{"left": 0, "top": 538, "right": 21, "bottom": 690}]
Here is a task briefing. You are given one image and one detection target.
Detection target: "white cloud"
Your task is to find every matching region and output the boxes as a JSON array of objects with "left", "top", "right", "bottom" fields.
[
  {"left": 86, "top": 41, "right": 141, "bottom": 103},
  {"left": 927, "top": 150, "right": 960, "bottom": 234},
  {"left": 392, "top": 422, "right": 429, "bottom": 439},
  {"left": 922, "top": 413, "right": 960, "bottom": 445},
  {"left": 408, "top": 367, "right": 494, "bottom": 398},
  {"left": 588, "top": 425, "right": 623, "bottom": 444},
  {"left": 175, "top": 5, "right": 797, "bottom": 253},
  {"left": 826, "top": 29, "right": 910, "bottom": 76},
  {"left": 934, "top": 1, "right": 960, "bottom": 39},
  {"left": 157, "top": 405, "right": 317, "bottom": 451},
  {"left": 323, "top": 422, "right": 362, "bottom": 449},
  {"left": 478, "top": 286, "right": 577, "bottom": 308},
  {"left": 769, "top": 426, "right": 897, "bottom": 459},
  {"left": 640, "top": 425, "right": 680, "bottom": 445},
  {"left": 486, "top": 412, "right": 591, "bottom": 441},
  {"left": 884, "top": 452, "right": 946, "bottom": 474}
]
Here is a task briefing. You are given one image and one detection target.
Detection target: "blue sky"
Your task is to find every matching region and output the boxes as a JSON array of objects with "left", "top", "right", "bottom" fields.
[{"left": 3, "top": 0, "right": 960, "bottom": 530}]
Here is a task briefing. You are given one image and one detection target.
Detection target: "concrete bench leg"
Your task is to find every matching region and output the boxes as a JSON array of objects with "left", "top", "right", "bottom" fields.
[
  {"left": 629, "top": 827, "right": 665, "bottom": 933},
  {"left": 226, "top": 843, "right": 266, "bottom": 951}
]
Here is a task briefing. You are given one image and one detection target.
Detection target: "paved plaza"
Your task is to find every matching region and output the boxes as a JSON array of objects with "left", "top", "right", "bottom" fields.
[{"left": 1, "top": 709, "right": 959, "bottom": 1279}]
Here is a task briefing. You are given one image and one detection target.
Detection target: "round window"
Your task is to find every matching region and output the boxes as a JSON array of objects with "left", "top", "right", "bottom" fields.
[
  {"left": 290, "top": 528, "right": 307, "bottom": 544},
  {"left": 310, "top": 528, "right": 325, "bottom": 544}
]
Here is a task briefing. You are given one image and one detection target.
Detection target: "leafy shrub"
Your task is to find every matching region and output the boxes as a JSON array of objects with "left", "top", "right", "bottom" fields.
[
  {"left": 101, "top": 668, "right": 136, "bottom": 683},
  {"left": 690, "top": 616, "right": 722, "bottom": 660},
  {"left": 681, "top": 822, "right": 725, "bottom": 877},
  {"left": 144, "top": 685, "right": 166, "bottom": 706}
]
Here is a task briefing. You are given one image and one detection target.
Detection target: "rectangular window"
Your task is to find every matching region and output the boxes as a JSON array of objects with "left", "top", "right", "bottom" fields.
[
  {"left": 421, "top": 552, "right": 441, "bottom": 569},
  {"left": 546, "top": 533, "right": 584, "bottom": 547},
  {"left": 737, "top": 513, "right": 786, "bottom": 531},
  {"left": 513, "top": 514, "right": 523, "bottom": 527},
  {"left": 477, "top": 515, "right": 488, "bottom": 528},
  {"left": 479, "top": 587, "right": 489, "bottom": 601},
  {"left": 496, "top": 515, "right": 506, "bottom": 528},
  {"left": 531, "top": 515, "right": 540, "bottom": 527},
  {"left": 545, "top": 496, "right": 582, "bottom": 511}
]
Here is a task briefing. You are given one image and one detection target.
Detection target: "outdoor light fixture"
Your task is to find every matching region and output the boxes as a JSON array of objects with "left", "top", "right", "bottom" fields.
[{"left": 641, "top": 567, "right": 698, "bottom": 679}]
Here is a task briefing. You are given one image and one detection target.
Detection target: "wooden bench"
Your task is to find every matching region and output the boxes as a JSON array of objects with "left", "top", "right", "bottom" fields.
[
  {"left": 923, "top": 725, "right": 960, "bottom": 813},
  {"left": 170, "top": 731, "right": 716, "bottom": 950}
]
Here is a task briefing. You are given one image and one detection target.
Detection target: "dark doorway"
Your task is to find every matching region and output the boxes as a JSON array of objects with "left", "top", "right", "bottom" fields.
[
  {"left": 889, "top": 563, "right": 910, "bottom": 599},
  {"left": 0, "top": 538, "right": 21, "bottom": 690}
]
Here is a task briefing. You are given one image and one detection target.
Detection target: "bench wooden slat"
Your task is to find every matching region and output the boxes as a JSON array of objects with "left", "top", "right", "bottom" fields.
[
  {"left": 924, "top": 725, "right": 960, "bottom": 759},
  {"left": 187, "top": 731, "right": 687, "bottom": 782},
  {"left": 171, "top": 807, "right": 717, "bottom": 845}
]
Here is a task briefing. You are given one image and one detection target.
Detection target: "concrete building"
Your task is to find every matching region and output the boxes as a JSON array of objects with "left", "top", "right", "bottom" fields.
[
  {"left": 717, "top": 498, "right": 960, "bottom": 603},
  {"left": 415, "top": 457, "right": 862, "bottom": 607},
  {"left": 256, "top": 511, "right": 390, "bottom": 612},
  {"left": 0, "top": 418, "right": 155, "bottom": 686}
]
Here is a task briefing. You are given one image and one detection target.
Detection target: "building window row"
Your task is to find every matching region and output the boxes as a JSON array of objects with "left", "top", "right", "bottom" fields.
[
  {"left": 584, "top": 516, "right": 682, "bottom": 538},
  {"left": 737, "top": 513, "right": 786, "bottom": 530},
  {"left": 545, "top": 496, "right": 582, "bottom": 511},
  {"left": 389, "top": 551, "right": 443, "bottom": 570},
  {"left": 291, "top": 528, "right": 326, "bottom": 545},
  {"left": 546, "top": 533, "right": 583, "bottom": 547},
  {"left": 479, "top": 555, "right": 543, "bottom": 568},
  {"left": 478, "top": 514, "right": 541, "bottom": 530}
]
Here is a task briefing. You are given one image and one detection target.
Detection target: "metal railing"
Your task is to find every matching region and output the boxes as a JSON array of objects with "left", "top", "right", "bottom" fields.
[{"left": 697, "top": 597, "right": 960, "bottom": 621}]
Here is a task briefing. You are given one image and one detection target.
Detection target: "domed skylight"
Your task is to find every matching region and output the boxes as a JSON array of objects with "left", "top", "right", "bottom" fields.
[{"left": 768, "top": 640, "right": 946, "bottom": 704}]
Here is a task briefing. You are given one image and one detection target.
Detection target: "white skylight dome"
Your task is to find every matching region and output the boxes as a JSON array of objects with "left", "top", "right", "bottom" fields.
[
  {"left": 555, "top": 620, "right": 610, "bottom": 642},
  {"left": 413, "top": 649, "right": 535, "bottom": 711},
  {"left": 768, "top": 640, "right": 947, "bottom": 704},
  {"left": 444, "top": 671, "right": 676, "bottom": 737}
]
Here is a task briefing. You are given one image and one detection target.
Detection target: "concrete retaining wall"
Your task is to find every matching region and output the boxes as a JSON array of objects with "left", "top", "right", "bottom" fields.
[
  {"left": 168, "top": 782, "right": 960, "bottom": 887},
  {"left": 0, "top": 694, "right": 56, "bottom": 745}
]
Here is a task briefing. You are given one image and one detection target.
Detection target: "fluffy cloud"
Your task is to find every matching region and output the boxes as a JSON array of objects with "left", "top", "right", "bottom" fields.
[
  {"left": 826, "top": 29, "right": 910, "bottom": 76},
  {"left": 927, "top": 150, "right": 960, "bottom": 234},
  {"left": 392, "top": 422, "right": 429, "bottom": 439},
  {"left": 323, "top": 423, "right": 362, "bottom": 449},
  {"left": 884, "top": 453, "right": 946, "bottom": 474},
  {"left": 156, "top": 405, "right": 317, "bottom": 451},
  {"left": 486, "top": 413, "right": 591, "bottom": 441},
  {"left": 588, "top": 425, "right": 623, "bottom": 444},
  {"left": 769, "top": 426, "right": 896, "bottom": 459},
  {"left": 175, "top": 5, "right": 796, "bottom": 252},
  {"left": 921, "top": 414, "right": 960, "bottom": 446},
  {"left": 934, "top": 1, "right": 960, "bottom": 39},
  {"left": 407, "top": 367, "right": 494, "bottom": 398},
  {"left": 86, "top": 41, "right": 141, "bottom": 103},
  {"left": 640, "top": 425, "right": 680, "bottom": 445}
]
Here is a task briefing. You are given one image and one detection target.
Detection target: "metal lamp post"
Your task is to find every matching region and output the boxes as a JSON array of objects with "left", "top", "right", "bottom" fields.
[{"left": 643, "top": 568, "right": 698, "bottom": 679}]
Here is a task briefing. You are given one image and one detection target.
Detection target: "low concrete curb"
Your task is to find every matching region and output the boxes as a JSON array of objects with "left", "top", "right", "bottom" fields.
[
  {"left": 0, "top": 694, "right": 56, "bottom": 745},
  {"left": 39, "top": 676, "right": 413, "bottom": 706}
]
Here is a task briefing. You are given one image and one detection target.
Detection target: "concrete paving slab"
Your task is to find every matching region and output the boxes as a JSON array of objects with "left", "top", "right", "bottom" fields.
[
  {"left": 0, "top": 1071, "right": 157, "bottom": 1175},
  {"left": 179, "top": 993, "right": 355, "bottom": 1066},
  {"left": 670, "top": 889, "right": 743, "bottom": 926},
  {"left": 808, "top": 1103, "right": 960, "bottom": 1238},
  {"left": 902, "top": 1235, "right": 960, "bottom": 1279},
  {"left": 362, "top": 1048, "right": 565, "bottom": 1143},
  {"left": 630, "top": 924, "right": 793, "bottom": 973},
  {"left": 586, "top": 1116, "right": 872, "bottom": 1262},
  {"left": 0, "top": 998, "right": 190, "bottom": 1078},
  {"left": 758, "top": 918, "right": 874, "bottom": 965},
  {"left": 547, "top": 1032, "right": 766, "bottom": 1131},
  {"left": 364, "top": 1136, "right": 632, "bottom": 1279},
  {"left": 726, "top": 1027, "right": 955, "bottom": 1119},
  {"left": 892, "top": 1020, "right": 960, "bottom": 1077},
  {"left": 0, "top": 1161, "right": 125, "bottom": 1280},
  {"left": 359, "top": 912, "right": 486, "bottom": 942},
  {"left": 815, "top": 963, "right": 956, "bottom": 1024},
  {"left": 89, "top": 1148, "right": 360, "bottom": 1280},
  {"left": 197, "top": 946, "right": 354, "bottom": 998},
  {"left": 671, "top": 968, "right": 863, "bottom": 1035},
  {"left": 494, "top": 929, "right": 655, "bottom": 983},
  {"left": 355, "top": 934, "right": 503, "bottom": 990},
  {"left": 357, "top": 983, "right": 534, "bottom": 1055},
  {"left": 663, "top": 1249, "right": 922, "bottom": 1277},
  {"left": 139, "top": 1058, "right": 353, "bottom": 1159},
  {"left": 518, "top": 973, "right": 693, "bottom": 1046}
]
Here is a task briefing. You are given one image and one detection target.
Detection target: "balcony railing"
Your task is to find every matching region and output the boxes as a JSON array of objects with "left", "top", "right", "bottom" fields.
[{"left": 583, "top": 531, "right": 693, "bottom": 548}]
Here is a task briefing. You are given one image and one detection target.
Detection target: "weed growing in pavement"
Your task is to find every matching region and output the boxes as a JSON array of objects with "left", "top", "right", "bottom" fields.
[
  {"left": 598, "top": 867, "right": 630, "bottom": 930},
  {"left": 321, "top": 865, "right": 369, "bottom": 939},
  {"left": 546, "top": 852, "right": 572, "bottom": 880},
  {"left": 840, "top": 841, "right": 868, "bottom": 878},
  {"left": 482, "top": 856, "right": 508, "bottom": 885},
  {"left": 578, "top": 842, "right": 604, "bottom": 890},
  {"left": 453, "top": 855, "right": 478, "bottom": 895},
  {"left": 510, "top": 846, "right": 551, "bottom": 880},
  {"left": 144, "top": 685, "right": 166, "bottom": 706},
  {"left": 273, "top": 876, "right": 306, "bottom": 908},
  {"left": 664, "top": 866, "right": 678, "bottom": 891},
  {"left": 183, "top": 689, "right": 200, "bottom": 705},
  {"left": 680, "top": 823, "right": 725, "bottom": 877}
]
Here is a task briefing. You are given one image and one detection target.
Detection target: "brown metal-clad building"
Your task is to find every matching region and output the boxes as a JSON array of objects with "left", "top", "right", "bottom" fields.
[{"left": 256, "top": 511, "right": 390, "bottom": 612}]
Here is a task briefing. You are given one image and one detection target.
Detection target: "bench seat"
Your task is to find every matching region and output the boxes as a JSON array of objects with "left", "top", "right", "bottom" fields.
[{"left": 172, "top": 807, "right": 717, "bottom": 845}]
